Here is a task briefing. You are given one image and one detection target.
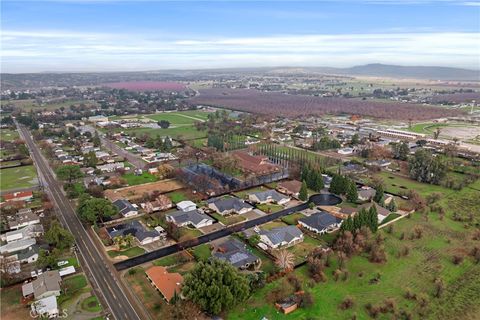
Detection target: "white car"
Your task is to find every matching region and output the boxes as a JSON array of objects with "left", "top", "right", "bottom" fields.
[{"left": 57, "top": 260, "right": 69, "bottom": 267}]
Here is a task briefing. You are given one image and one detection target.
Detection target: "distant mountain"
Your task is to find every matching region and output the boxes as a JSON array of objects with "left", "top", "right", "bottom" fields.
[{"left": 312, "top": 63, "right": 479, "bottom": 81}]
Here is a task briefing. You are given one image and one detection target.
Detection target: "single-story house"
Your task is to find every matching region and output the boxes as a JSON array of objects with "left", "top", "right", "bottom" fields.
[
  {"left": 166, "top": 210, "right": 214, "bottom": 229},
  {"left": 259, "top": 226, "right": 304, "bottom": 249},
  {"left": 144, "top": 195, "right": 172, "bottom": 213},
  {"left": 1, "top": 224, "right": 44, "bottom": 243},
  {"left": 358, "top": 187, "right": 376, "bottom": 202},
  {"left": 365, "top": 159, "right": 392, "bottom": 168},
  {"left": 12, "top": 245, "right": 40, "bottom": 264},
  {"left": 7, "top": 209, "right": 40, "bottom": 230},
  {"left": 208, "top": 197, "right": 253, "bottom": 216},
  {"left": 2, "top": 191, "right": 34, "bottom": 202},
  {"left": 0, "top": 238, "right": 36, "bottom": 254},
  {"left": 107, "top": 220, "right": 161, "bottom": 245},
  {"left": 113, "top": 199, "right": 138, "bottom": 218},
  {"left": 358, "top": 202, "right": 391, "bottom": 223},
  {"left": 231, "top": 151, "right": 280, "bottom": 176},
  {"left": 277, "top": 180, "right": 302, "bottom": 198},
  {"left": 212, "top": 238, "right": 260, "bottom": 270},
  {"left": 342, "top": 163, "right": 368, "bottom": 175},
  {"left": 176, "top": 200, "right": 197, "bottom": 212},
  {"left": 249, "top": 189, "right": 290, "bottom": 205},
  {"left": 145, "top": 266, "right": 183, "bottom": 303},
  {"left": 22, "top": 270, "right": 62, "bottom": 299},
  {"left": 299, "top": 211, "right": 343, "bottom": 234},
  {"left": 31, "top": 295, "right": 59, "bottom": 319}
]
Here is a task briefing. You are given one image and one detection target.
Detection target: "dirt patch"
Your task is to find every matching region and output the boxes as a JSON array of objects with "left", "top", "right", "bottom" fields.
[
  {"left": 441, "top": 126, "right": 480, "bottom": 140},
  {"left": 105, "top": 178, "right": 184, "bottom": 201}
]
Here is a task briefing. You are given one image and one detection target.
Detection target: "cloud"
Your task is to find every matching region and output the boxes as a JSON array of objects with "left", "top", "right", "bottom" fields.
[{"left": 1, "top": 30, "right": 479, "bottom": 72}]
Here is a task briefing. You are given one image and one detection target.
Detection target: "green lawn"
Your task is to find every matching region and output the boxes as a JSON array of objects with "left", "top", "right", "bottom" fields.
[
  {"left": 58, "top": 274, "right": 89, "bottom": 306},
  {"left": 256, "top": 203, "right": 284, "bottom": 214},
  {"left": 178, "top": 227, "right": 203, "bottom": 242},
  {"left": 210, "top": 212, "right": 246, "bottom": 225},
  {"left": 227, "top": 180, "right": 480, "bottom": 320},
  {"left": 281, "top": 212, "right": 305, "bottom": 225},
  {"left": 380, "top": 213, "right": 402, "bottom": 225},
  {"left": 153, "top": 251, "right": 192, "bottom": 267},
  {"left": 375, "top": 171, "right": 454, "bottom": 197},
  {"left": 107, "top": 246, "right": 146, "bottom": 258},
  {"left": 81, "top": 295, "right": 102, "bottom": 313},
  {"left": 286, "top": 235, "right": 323, "bottom": 265},
  {"left": 0, "top": 165, "right": 38, "bottom": 190},
  {"left": 165, "top": 191, "right": 188, "bottom": 203},
  {"left": 122, "top": 172, "right": 158, "bottom": 186},
  {"left": 191, "top": 244, "right": 212, "bottom": 261},
  {"left": 0, "top": 128, "right": 19, "bottom": 142}
]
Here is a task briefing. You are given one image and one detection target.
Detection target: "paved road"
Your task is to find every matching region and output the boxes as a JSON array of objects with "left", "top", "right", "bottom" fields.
[
  {"left": 17, "top": 123, "right": 142, "bottom": 320},
  {"left": 86, "top": 125, "right": 146, "bottom": 170},
  {"left": 115, "top": 193, "right": 341, "bottom": 270}
]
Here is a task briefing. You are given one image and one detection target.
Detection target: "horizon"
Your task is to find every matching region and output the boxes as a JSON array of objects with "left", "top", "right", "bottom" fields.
[{"left": 2, "top": 0, "right": 480, "bottom": 73}]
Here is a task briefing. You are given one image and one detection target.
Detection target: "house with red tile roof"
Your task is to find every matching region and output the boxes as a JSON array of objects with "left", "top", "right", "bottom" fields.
[
  {"left": 231, "top": 151, "right": 280, "bottom": 176},
  {"left": 3, "top": 191, "right": 34, "bottom": 202},
  {"left": 145, "top": 266, "right": 183, "bottom": 303}
]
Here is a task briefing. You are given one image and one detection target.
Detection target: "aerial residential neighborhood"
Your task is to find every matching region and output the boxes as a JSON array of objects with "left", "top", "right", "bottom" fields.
[{"left": 1, "top": 1, "right": 480, "bottom": 320}]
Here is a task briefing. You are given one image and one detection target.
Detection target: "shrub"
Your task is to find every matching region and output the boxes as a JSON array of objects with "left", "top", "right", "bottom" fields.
[
  {"left": 452, "top": 254, "right": 464, "bottom": 265},
  {"left": 339, "top": 296, "right": 355, "bottom": 310}
]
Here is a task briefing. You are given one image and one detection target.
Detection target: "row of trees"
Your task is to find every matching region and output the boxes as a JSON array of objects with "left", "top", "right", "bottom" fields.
[
  {"left": 340, "top": 206, "right": 379, "bottom": 233},
  {"left": 207, "top": 133, "right": 246, "bottom": 152},
  {"left": 329, "top": 174, "right": 358, "bottom": 202},
  {"left": 145, "top": 135, "right": 173, "bottom": 151},
  {"left": 312, "top": 136, "right": 341, "bottom": 151},
  {"left": 300, "top": 165, "right": 324, "bottom": 192}
]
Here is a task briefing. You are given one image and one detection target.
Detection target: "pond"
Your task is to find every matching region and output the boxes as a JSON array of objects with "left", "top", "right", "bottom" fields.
[{"left": 309, "top": 193, "right": 342, "bottom": 206}]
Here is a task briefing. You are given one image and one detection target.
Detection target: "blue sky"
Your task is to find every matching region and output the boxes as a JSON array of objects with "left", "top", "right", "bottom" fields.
[{"left": 2, "top": 0, "right": 479, "bottom": 72}]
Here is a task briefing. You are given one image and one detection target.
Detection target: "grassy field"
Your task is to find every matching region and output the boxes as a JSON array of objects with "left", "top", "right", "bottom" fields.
[
  {"left": 375, "top": 171, "right": 454, "bottom": 197},
  {"left": 107, "top": 246, "right": 146, "bottom": 258},
  {"left": 58, "top": 274, "right": 89, "bottom": 306},
  {"left": 287, "top": 235, "right": 323, "bottom": 265},
  {"left": 81, "top": 295, "right": 102, "bottom": 313},
  {"left": 0, "top": 129, "right": 19, "bottom": 142},
  {"left": 0, "top": 165, "right": 38, "bottom": 190},
  {"left": 191, "top": 243, "right": 212, "bottom": 261},
  {"left": 122, "top": 172, "right": 158, "bottom": 186},
  {"left": 281, "top": 212, "right": 305, "bottom": 225},
  {"left": 256, "top": 203, "right": 284, "bottom": 213},
  {"left": 227, "top": 180, "right": 480, "bottom": 320},
  {"left": 165, "top": 190, "right": 188, "bottom": 203}
]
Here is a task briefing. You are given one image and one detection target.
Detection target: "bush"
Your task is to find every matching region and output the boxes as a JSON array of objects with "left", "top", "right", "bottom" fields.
[
  {"left": 452, "top": 254, "right": 464, "bottom": 265},
  {"left": 339, "top": 296, "right": 355, "bottom": 310}
]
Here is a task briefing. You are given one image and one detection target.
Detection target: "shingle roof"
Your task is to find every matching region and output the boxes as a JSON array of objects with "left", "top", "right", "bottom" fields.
[
  {"left": 299, "top": 211, "right": 342, "bottom": 231},
  {"left": 113, "top": 199, "right": 137, "bottom": 216},
  {"left": 213, "top": 238, "right": 259, "bottom": 268},
  {"left": 106, "top": 220, "right": 159, "bottom": 241},
  {"left": 209, "top": 197, "right": 252, "bottom": 213},
  {"left": 251, "top": 190, "right": 288, "bottom": 202},
  {"left": 260, "top": 226, "right": 303, "bottom": 246},
  {"left": 167, "top": 209, "right": 213, "bottom": 226}
]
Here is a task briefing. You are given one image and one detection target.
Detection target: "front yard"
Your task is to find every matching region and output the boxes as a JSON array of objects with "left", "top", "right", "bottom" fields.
[
  {"left": 107, "top": 246, "right": 146, "bottom": 259},
  {"left": 210, "top": 212, "right": 247, "bottom": 225}
]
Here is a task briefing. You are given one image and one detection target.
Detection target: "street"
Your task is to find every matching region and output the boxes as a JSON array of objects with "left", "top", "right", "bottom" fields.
[{"left": 17, "top": 123, "right": 143, "bottom": 320}]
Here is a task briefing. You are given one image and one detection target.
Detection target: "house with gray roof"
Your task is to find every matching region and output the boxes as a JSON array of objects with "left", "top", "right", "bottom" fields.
[
  {"left": 259, "top": 226, "right": 304, "bottom": 249},
  {"left": 299, "top": 211, "right": 343, "bottom": 235},
  {"left": 166, "top": 209, "right": 214, "bottom": 229},
  {"left": 12, "top": 245, "right": 40, "bottom": 264},
  {"left": 248, "top": 189, "right": 290, "bottom": 205},
  {"left": 7, "top": 209, "right": 40, "bottom": 230},
  {"left": 0, "top": 238, "right": 36, "bottom": 254},
  {"left": 212, "top": 238, "right": 260, "bottom": 270},
  {"left": 113, "top": 199, "right": 138, "bottom": 217},
  {"left": 207, "top": 197, "right": 253, "bottom": 216},
  {"left": 22, "top": 270, "right": 62, "bottom": 299},
  {"left": 1, "top": 224, "right": 44, "bottom": 243},
  {"left": 107, "top": 220, "right": 160, "bottom": 245}
]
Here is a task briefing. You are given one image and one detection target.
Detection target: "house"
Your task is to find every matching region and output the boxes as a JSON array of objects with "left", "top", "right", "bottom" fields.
[
  {"left": 365, "top": 159, "right": 392, "bottom": 168},
  {"left": 14, "top": 245, "right": 40, "bottom": 264},
  {"left": 7, "top": 209, "right": 40, "bottom": 230},
  {"left": 342, "top": 163, "right": 368, "bottom": 175},
  {"left": 338, "top": 147, "right": 354, "bottom": 155},
  {"left": 2, "top": 191, "right": 34, "bottom": 202},
  {"left": 298, "top": 211, "right": 343, "bottom": 234},
  {"left": 358, "top": 202, "right": 391, "bottom": 223},
  {"left": 88, "top": 115, "right": 109, "bottom": 122},
  {"left": 248, "top": 190, "right": 290, "bottom": 205},
  {"left": 97, "top": 162, "right": 124, "bottom": 173},
  {"left": 0, "top": 238, "right": 36, "bottom": 254},
  {"left": 166, "top": 210, "right": 214, "bottom": 229},
  {"left": 322, "top": 174, "right": 333, "bottom": 189},
  {"left": 113, "top": 199, "right": 138, "bottom": 217},
  {"left": 58, "top": 266, "right": 76, "bottom": 277},
  {"left": 144, "top": 195, "right": 172, "bottom": 213},
  {"left": 1, "top": 224, "right": 44, "bottom": 243},
  {"left": 107, "top": 221, "right": 161, "bottom": 245},
  {"left": 259, "top": 226, "right": 304, "bottom": 249},
  {"left": 358, "top": 187, "right": 376, "bottom": 202},
  {"left": 277, "top": 180, "right": 302, "bottom": 198},
  {"left": 22, "top": 270, "right": 62, "bottom": 299},
  {"left": 176, "top": 200, "right": 197, "bottom": 212},
  {"left": 212, "top": 238, "right": 260, "bottom": 270},
  {"left": 145, "top": 266, "right": 183, "bottom": 303},
  {"left": 208, "top": 197, "right": 253, "bottom": 215},
  {"left": 31, "top": 295, "right": 59, "bottom": 319},
  {"left": 231, "top": 151, "right": 280, "bottom": 176}
]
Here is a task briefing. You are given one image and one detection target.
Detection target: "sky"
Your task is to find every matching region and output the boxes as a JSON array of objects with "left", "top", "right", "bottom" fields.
[{"left": 1, "top": 0, "right": 479, "bottom": 73}]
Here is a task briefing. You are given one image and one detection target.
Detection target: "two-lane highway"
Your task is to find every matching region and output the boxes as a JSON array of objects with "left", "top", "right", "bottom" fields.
[{"left": 17, "top": 123, "right": 143, "bottom": 320}]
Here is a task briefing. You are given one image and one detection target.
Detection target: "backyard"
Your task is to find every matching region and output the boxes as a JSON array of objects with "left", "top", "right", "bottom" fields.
[{"left": 122, "top": 172, "right": 158, "bottom": 186}]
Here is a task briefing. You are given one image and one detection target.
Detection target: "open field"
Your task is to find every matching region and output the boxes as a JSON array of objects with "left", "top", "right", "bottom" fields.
[
  {"left": 190, "top": 88, "right": 463, "bottom": 120},
  {"left": 102, "top": 81, "right": 187, "bottom": 91},
  {"left": 0, "top": 165, "right": 38, "bottom": 191},
  {"left": 374, "top": 171, "right": 454, "bottom": 197},
  {"left": 102, "top": 124, "right": 207, "bottom": 140},
  {"left": 0, "top": 129, "right": 19, "bottom": 142},
  {"left": 409, "top": 122, "right": 480, "bottom": 140},
  {"left": 121, "top": 172, "right": 158, "bottom": 186},
  {"left": 104, "top": 178, "right": 184, "bottom": 201},
  {"left": 228, "top": 180, "right": 480, "bottom": 319}
]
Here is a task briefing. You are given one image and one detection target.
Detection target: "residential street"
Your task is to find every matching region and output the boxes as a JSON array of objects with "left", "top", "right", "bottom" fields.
[{"left": 17, "top": 123, "right": 143, "bottom": 320}]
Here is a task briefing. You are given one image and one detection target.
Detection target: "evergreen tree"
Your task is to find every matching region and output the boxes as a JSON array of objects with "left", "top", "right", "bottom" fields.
[
  {"left": 374, "top": 184, "right": 384, "bottom": 203},
  {"left": 346, "top": 180, "right": 358, "bottom": 202},
  {"left": 369, "top": 206, "right": 378, "bottom": 232},
  {"left": 387, "top": 199, "right": 398, "bottom": 212},
  {"left": 299, "top": 180, "right": 309, "bottom": 201}
]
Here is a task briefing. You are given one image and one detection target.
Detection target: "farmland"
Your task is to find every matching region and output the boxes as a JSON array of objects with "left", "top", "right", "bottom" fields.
[
  {"left": 189, "top": 88, "right": 463, "bottom": 120},
  {"left": 102, "top": 81, "right": 187, "bottom": 91},
  {"left": 104, "top": 178, "right": 184, "bottom": 201}
]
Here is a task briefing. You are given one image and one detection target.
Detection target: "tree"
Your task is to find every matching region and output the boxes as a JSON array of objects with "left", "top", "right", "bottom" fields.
[
  {"left": 408, "top": 149, "right": 447, "bottom": 184},
  {"left": 373, "top": 184, "right": 384, "bottom": 204},
  {"left": 37, "top": 248, "right": 61, "bottom": 269},
  {"left": 158, "top": 120, "right": 171, "bottom": 129},
  {"left": 77, "top": 197, "right": 117, "bottom": 224},
  {"left": 274, "top": 249, "right": 295, "bottom": 271},
  {"left": 44, "top": 221, "right": 74, "bottom": 250},
  {"left": 346, "top": 181, "right": 358, "bottom": 203},
  {"left": 182, "top": 259, "right": 250, "bottom": 315},
  {"left": 163, "top": 136, "right": 173, "bottom": 151},
  {"left": 392, "top": 142, "right": 409, "bottom": 161},
  {"left": 299, "top": 180, "right": 308, "bottom": 201},
  {"left": 387, "top": 199, "right": 398, "bottom": 212},
  {"left": 350, "top": 134, "right": 360, "bottom": 146},
  {"left": 55, "top": 165, "right": 83, "bottom": 183},
  {"left": 92, "top": 131, "right": 101, "bottom": 147},
  {"left": 83, "top": 151, "right": 98, "bottom": 168}
]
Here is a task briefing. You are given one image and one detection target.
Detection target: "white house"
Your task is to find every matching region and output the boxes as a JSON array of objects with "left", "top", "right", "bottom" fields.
[
  {"left": 31, "top": 295, "right": 59, "bottom": 319},
  {"left": 176, "top": 200, "right": 197, "bottom": 212},
  {"left": 112, "top": 199, "right": 138, "bottom": 218},
  {"left": 248, "top": 190, "right": 290, "bottom": 205},
  {"left": 1, "top": 224, "right": 44, "bottom": 243},
  {"left": 208, "top": 197, "right": 253, "bottom": 215},
  {"left": 166, "top": 210, "right": 214, "bottom": 229},
  {"left": 0, "top": 238, "right": 36, "bottom": 254},
  {"left": 259, "top": 226, "right": 304, "bottom": 249}
]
